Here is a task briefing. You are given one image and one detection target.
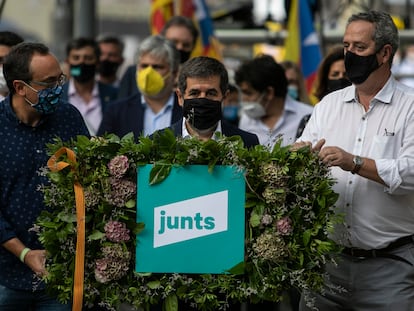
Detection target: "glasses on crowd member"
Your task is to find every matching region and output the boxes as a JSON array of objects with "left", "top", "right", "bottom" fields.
[{"left": 29, "top": 73, "right": 67, "bottom": 88}]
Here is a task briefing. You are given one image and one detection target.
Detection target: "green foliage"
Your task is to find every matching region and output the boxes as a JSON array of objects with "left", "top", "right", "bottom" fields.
[{"left": 37, "top": 130, "right": 341, "bottom": 310}]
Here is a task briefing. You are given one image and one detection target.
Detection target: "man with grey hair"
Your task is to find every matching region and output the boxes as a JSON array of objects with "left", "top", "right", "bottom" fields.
[
  {"left": 97, "top": 35, "right": 182, "bottom": 138},
  {"left": 296, "top": 10, "right": 414, "bottom": 310}
]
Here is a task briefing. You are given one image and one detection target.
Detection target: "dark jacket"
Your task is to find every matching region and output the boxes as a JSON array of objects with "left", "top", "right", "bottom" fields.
[
  {"left": 97, "top": 92, "right": 182, "bottom": 138},
  {"left": 168, "top": 119, "right": 259, "bottom": 149},
  {"left": 117, "top": 65, "right": 139, "bottom": 100}
]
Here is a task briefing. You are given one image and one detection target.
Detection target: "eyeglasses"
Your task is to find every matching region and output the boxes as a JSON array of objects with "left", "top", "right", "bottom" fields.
[{"left": 29, "top": 74, "right": 67, "bottom": 88}]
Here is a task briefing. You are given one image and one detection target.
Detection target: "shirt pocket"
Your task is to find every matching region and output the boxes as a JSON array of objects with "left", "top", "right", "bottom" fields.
[{"left": 368, "top": 135, "right": 396, "bottom": 159}]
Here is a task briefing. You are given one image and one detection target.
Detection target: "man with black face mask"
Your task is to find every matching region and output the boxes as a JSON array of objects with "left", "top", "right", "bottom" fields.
[
  {"left": 97, "top": 34, "right": 124, "bottom": 88},
  {"left": 117, "top": 16, "right": 199, "bottom": 100},
  {"left": 153, "top": 56, "right": 258, "bottom": 148},
  {"left": 295, "top": 11, "right": 414, "bottom": 311},
  {"left": 61, "top": 37, "right": 118, "bottom": 135}
]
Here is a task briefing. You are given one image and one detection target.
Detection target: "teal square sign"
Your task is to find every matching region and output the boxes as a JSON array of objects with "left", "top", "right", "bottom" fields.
[{"left": 136, "top": 165, "right": 245, "bottom": 274}]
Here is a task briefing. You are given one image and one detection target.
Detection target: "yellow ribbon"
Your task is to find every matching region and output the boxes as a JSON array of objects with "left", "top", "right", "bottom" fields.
[{"left": 47, "top": 147, "right": 85, "bottom": 311}]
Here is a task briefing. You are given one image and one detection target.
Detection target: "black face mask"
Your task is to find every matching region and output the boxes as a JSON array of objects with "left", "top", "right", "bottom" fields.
[
  {"left": 179, "top": 50, "right": 191, "bottom": 64},
  {"left": 182, "top": 98, "right": 222, "bottom": 131},
  {"left": 70, "top": 63, "right": 96, "bottom": 83},
  {"left": 98, "top": 60, "right": 120, "bottom": 77},
  {"left": 344, "top": 50, "right": 379, "bottom": 84},
  {"left": 326, "top": 78, "right": 352, "bottom": 94}
]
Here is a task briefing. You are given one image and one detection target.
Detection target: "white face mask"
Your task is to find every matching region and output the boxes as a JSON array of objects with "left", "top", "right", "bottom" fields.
[
  {"left": 0, "top": 66, "right": 8, "bottom": 94},
  {"left": 241, "top": 93, "right": 266, "bottom": 119}
]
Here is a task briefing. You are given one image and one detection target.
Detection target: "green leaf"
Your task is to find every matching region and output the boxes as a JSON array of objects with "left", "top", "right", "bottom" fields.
[
  {"left": 303, "top": 229, "right": 311, "bottom": 246},
  {"left": 149, "top": 163, "right": 172, "bottom": 185},
  {"left": 147, "top": 280, "right": 161, "bottom": 289},
  {"left": 226, "top": 261, "right": 245, "bottom": 275},
  {"left": 250, "top": 212, "right": 261, "bottom": 228},
  {"left": 125, "top": 199, "right": 136, "bottom": 208},
  {"left": 164, "top": 294, "right": 178, "bottom": 311},
  {"left": 88, "top": 230, "right": 105, "bottom": 241}
]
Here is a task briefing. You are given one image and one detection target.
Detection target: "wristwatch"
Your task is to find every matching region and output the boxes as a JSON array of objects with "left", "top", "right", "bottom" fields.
[{"left": 351, "top": 155, "right": 363, "bottom": 174}]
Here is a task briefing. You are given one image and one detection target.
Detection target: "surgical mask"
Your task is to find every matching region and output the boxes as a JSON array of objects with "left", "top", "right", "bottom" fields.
[
  {"left": 136, "top": 66, "right": 169, "bottom": 96},
  {"left": 222, "top": 105, "right": 239, "bottom": 122},
  {"left": 98, "top": 60, "right": 120, "bottom": 77},
  {"left": 287, "top": 84, "right": 299, "bottom": 100},
  {"left": 241, "top": 93, "right": 266, "bottom": 119},
  {"left": 179, "top": 50, "right": 191, "bottom": 63},
  {"left": 0, "top": 66, "right": 7, "bottom": 94},
  {"left": 344, "top": 50, "right": 379, "bottom": 84},
  {"left": 70, "top": 63, "right": 96, "bottom": 83},
  {"left": 183, "top": 97, "right": 222, "bottom": 131},
  {"left": 23, "top": 83, "right": 63, "bottom": 115},
  {"left": 326, "top": 78, "right": 352, "bottom": 93}
]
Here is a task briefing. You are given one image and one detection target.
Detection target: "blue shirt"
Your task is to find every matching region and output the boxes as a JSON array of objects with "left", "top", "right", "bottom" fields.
[{"left": 0, "top": 96, "right": 89, "bottom": 290}]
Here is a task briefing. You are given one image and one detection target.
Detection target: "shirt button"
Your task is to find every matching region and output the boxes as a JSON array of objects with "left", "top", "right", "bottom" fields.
[
  {"left": 358, "top": 138, "right": 362, "bottom": 142},
  {"left": 349, "top": 181, "right": 352, "bottom": 184},
  {"left": 362, "top": 117, "right": 366, "bottom": 121},
  {"left": 346, "top": 203, "right": 350, "bottom": 207}
]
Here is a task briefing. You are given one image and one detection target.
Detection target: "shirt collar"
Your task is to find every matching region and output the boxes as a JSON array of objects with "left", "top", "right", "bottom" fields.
[
  {"left": 141, "top": 93, "right": 175, "bottom": 110},
  {"left": 181, "top": 119, "right": 223, "bottom": 140},
  {"left": 343, "top": 76, "right": 395, "bottom": 105},
  {"left": 68, "top": 79, "right": 99, "bottom": 97}
]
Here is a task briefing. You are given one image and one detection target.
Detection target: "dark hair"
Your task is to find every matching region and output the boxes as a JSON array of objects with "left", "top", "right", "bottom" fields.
[
  {"left": 3, "top": 42, "right": 49, "bottom": 94},
  {"left": 314, "top": 45, "right": 345, "bottom": 100},
  {"left": 177, "top": 56, "right": 228, "bottom": 95},
  {"left": 97, "top": 34, "right": 124, "bottom": 54},
  {"left": 0, "top": 31, "right": 24, "bottom": 47},
  {"left": 66, "top": 37, "right": 101, "bottom": 59},
  {"left": 347, "top": 11, "right": 399, "bottom": 66},
  {"left": 235, "top": 54, "right": 288, "bottom": 98},
  {"left": 161, "top": 16, "right": 199, "bottom": 48}
]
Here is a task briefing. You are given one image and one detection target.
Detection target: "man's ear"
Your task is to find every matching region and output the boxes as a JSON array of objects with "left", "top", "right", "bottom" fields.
[
  {"left": 13, "top": 80, "right": 26, "bottom": 96},
  {"left": 176, "top": 88, "right": 184, "bottom": 106},
  {"left": 265, "top": 86, "right": 275, "bottom": 100}
]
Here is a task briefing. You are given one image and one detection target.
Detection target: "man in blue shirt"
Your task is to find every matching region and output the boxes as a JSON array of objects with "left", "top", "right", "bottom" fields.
[{"left": 0, "top": 42, "right": 89, "bottom": 310}]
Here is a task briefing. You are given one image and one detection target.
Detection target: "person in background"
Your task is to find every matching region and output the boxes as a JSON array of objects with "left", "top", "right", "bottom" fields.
[
  {"left": 235, "top": 55, "right": 313, "bottom": 149},
  {"left": 313, "top": 44, "right": 351, "bottom": 101},
  {"left": 97, "top": 34, "right": 125, "bottom": 88},
  {"left": 296, "top": 45, "right": 351, "bottom": 138},
  {"left": 0, "top": 42, "right": 89, "bottom": 310},
  {"left": 280, "top": 60, "right": 311, "bottom": 105},
  {"left": 0, "top": 31, "right": 24, "bottom": 100},
  {"left": 62, "top": 37, "right": 118, "bottom": 135},
  {"left": 117, "top": 16, "right": 199, "bottom": 99},
  {"left": 97, "top": 35, "right": 182, "bottom": 138},
  {"left": 297, "top": 11, "right": 414, "bottom": 310},
  {"left": 222, "top": 83, "right": 241, "bottom": 125}
]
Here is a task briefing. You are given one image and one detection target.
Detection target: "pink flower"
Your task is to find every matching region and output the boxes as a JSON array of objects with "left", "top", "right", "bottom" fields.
[
  {"left": 276, "top": 217, "right": 292, "bottom": 236},
  {"left": 108, "top": 155, "right": 129, "bottom": 178},
  {"left": 104, "top": 220, "right": 130, "bottom": 243}
]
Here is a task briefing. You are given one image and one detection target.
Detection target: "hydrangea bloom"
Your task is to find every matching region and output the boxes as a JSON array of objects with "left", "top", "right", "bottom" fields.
[
  {"left": 104, "top": 220, "right": 130, "bottom": 243},
  {"left": 108, "top": 155, "right": 129, "bottom": 178}
]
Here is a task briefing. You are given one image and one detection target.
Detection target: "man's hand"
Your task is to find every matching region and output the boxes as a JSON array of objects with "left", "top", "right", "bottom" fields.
[
  {"left": 25, "top": 249, "right": 48, "bottom": 277},
  {"left": 319, "top": 145, "right": 354, "bottom": 171}
]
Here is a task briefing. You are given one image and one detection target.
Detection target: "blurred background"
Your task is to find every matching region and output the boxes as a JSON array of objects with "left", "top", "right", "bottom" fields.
[{"left": 0, "top": 0, "right": 413, "bottom": 76}]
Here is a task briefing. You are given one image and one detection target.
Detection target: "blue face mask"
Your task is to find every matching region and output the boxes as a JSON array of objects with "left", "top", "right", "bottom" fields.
[
  {"left": 287, "top": 85, "right": 299, "bottom": 100},
  {"left": 24, "top": 84, "right": 63, "bottom": 115}
]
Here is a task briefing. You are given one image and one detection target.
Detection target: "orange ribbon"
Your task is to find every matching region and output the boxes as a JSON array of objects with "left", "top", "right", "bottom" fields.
[{"left": 47, "top": 147, "right": 85, "bottom": 311}]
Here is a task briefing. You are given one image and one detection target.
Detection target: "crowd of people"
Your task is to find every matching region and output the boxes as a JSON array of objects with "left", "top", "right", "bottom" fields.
[{"left": 1, "top": 9, "right": 414, "bottom": 311}]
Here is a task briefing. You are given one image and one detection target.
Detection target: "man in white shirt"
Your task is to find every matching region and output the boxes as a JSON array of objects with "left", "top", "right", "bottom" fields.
[
  {"left": 235, "top": 55, "right": 313, "bottom": 149},
  {"left": 297, "top": 11, "right": 414, "bottom": 310}
]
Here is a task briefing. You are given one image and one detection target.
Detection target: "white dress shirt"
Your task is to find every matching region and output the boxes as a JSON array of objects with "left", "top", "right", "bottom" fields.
[
  {"left": 299, "top": 76, "right": 414, "bottom": 249},
  {"left": 239, "top": 96, "right": 313, "bottom": 148}
]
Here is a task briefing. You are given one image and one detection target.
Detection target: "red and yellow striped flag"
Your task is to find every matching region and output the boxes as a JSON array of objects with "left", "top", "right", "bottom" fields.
[{"left": 150, "top": 0, "right": 174, "bottom": 35}]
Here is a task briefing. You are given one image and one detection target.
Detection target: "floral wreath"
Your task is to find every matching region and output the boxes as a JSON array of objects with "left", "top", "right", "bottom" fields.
[{"left": 37, "top": 130, "right": 340, "bottom": 311}]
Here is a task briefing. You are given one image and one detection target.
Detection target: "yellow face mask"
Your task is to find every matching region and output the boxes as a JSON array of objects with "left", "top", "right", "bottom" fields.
[{"left": 136, "top": 66, "right": 167, "bottom": 96}]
